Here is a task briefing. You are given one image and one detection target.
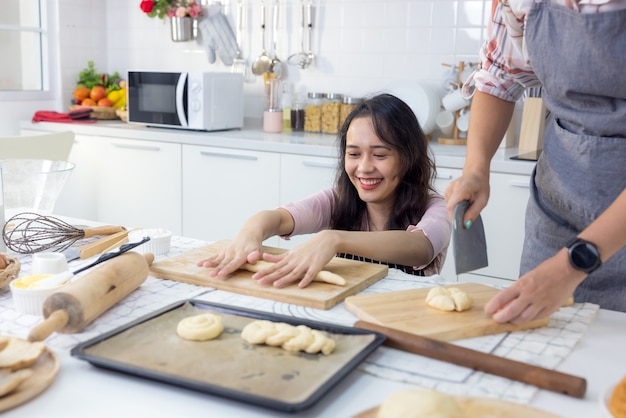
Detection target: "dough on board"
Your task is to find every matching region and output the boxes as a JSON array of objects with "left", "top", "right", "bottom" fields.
[
  {"left": 426, "top": 286, "right": 473, "bottom": 312},
  {"left": 378, "top": 389, "right": 465, "bottom": 418},
  {"left": 177, "top": 313, "right": 224, "bottom": 341}
]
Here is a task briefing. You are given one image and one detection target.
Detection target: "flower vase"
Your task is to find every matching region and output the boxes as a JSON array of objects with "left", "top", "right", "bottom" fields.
[{"left": 170, "top": 16, "right": 197, "bottom": 42}]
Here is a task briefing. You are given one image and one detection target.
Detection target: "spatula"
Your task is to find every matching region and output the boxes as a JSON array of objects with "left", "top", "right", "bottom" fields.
[{"left": 453, "top": 200, "right": 488, "bottom": 274}]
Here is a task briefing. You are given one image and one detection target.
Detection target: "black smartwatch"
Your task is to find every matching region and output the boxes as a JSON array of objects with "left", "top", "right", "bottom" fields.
[{"left": 566, "top": 238, "right": 601, "bottom": 274}]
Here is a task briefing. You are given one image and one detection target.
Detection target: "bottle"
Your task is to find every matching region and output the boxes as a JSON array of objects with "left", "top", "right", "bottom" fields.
[
  {"left": 263, "top": 78, "right": 283, "bottom": 133},
  {"left": 291, "top": 94, "right": 305, "bottom": 132},
  {"left": 281, "top": 83, "right": 292, "bottom": 133}
]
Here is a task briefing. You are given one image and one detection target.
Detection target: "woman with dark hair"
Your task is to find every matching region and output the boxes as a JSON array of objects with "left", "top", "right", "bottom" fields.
[{"left": 198, "top": 93, "right": 451, "bottom": 288}]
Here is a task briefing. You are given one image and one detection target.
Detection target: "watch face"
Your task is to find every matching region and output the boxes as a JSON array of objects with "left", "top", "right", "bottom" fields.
[{"left": 569, "top": 240, "right": 601, "bottom": 273}]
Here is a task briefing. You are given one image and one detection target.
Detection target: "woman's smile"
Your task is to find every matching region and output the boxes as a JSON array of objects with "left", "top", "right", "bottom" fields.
[{"left": 358, "top": 177, "right": 383, "bottom": 190}]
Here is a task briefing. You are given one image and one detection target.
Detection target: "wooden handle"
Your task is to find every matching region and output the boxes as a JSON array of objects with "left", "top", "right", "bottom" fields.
[
  {"left": 78, "top": 229, "right": 129, "bottom": 259},
  {"left": 81, "top": 225, "right": 126, "bottom": 238},
  {"left": 354, "top": 320, "right": 587, "bottom": 398},
  {"left": 28, "top": 310, "right": 69, "bottom": 342}
]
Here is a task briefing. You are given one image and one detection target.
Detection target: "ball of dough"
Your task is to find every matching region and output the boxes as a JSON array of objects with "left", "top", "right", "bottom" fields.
[
  {"left": 177, "top": 313, "right": 223, "bottom": 341},
  {"left": 378, "top": 389, "right": 465, "bottom": 418},
  {"left": 426, "top": 286, "right": 473, "bottom": 312}
]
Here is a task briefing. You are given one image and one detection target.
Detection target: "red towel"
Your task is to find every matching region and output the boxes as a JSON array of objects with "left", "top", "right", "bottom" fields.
[{"left": 32, "top": 109, "right": 97, "bottom": 123}]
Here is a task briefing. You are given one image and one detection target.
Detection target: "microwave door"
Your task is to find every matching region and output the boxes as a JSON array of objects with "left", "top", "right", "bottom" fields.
[
  {"left": 128, "top": 72, "right": 185, "bottom": 127},
  {"left": 176, "top": 72, "right": 188, "bottom": 128}
]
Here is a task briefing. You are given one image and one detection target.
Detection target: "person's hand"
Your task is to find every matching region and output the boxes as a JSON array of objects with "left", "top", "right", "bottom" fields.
[
  {"left": 444, "top": 171, "right": 490, "bottom": 225},
  {"left": 484, "top": 250, "right": 585, "bottom": 324},
  {"left": 196, "top": 237, "right": 263, "bottom": 279},
  {"left": 251, "top": 230, "right": 340, "bottom": 288}
]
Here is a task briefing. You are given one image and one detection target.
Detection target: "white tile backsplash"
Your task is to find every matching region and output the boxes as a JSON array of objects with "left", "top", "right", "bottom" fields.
[{"left": 54, "top": 0, "right": 490, "bottom": 119}]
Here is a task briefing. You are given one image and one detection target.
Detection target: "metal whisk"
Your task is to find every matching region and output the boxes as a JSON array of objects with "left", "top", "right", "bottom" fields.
[{"left": 2, "top": 212, "right": 125, "bottom": 254}]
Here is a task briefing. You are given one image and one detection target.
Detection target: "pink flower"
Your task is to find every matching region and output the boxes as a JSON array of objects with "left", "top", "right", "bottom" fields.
[{"left": 175, "top": 6, "right": 186, "bottom": 17}]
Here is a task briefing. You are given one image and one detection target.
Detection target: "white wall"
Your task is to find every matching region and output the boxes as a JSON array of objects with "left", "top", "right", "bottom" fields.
[{"left": 0, "top": 0, "right": 489, "bottom": 133}]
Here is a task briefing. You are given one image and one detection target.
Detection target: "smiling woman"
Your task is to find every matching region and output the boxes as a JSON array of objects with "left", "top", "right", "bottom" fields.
[{"left": 197, "top": 93, "right": 452, "bottom": 288}]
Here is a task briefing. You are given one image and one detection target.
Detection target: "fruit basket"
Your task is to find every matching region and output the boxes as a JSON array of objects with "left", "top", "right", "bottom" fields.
[{"left": 71, "top": 61, "right": 126, "bottom": 120}]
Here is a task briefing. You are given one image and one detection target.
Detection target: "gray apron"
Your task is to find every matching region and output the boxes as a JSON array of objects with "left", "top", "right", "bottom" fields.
[{"left": 520, "top": 1, "right": 626, "bottom": 311}]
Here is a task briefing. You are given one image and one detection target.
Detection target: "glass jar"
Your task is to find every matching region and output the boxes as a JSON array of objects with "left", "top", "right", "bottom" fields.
[
  {"left": 339, "top": 96, "right": 363, "bottom": 129},
  {"left": 304, "top": 92, "right": 326, "bottom": 133},
  {"left": 291, "top": 94, "right": 305, "bottom": 132},
  {"left": 321, "top": 93, "right": 343, "bottom": 134}
]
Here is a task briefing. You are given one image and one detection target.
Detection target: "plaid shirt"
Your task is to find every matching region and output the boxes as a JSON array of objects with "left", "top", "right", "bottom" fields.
[{"left": 468, "top": 0, "right": 626, "bottom": 102}]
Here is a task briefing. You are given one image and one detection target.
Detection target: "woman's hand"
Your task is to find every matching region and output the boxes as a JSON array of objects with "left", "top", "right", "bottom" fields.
[
  {"left": 196, "top": 237, "right": 263, "bottom": 279},
  {"left": 251, "top": 230, "right": 340, "bottom": 288},
  {"left": 484, "top": 249, "right": 585, "bottom": 324}
]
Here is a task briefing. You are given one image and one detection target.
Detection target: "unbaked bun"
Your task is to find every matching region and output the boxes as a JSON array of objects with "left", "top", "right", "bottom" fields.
[
  {"left": 378, "top": 389, "right": 465, "bottom": 418},
  {"left": 426, "top": 286, "right": 473, "bottom": 312},
  {"left": 241, "top": 320, "right": 336, "bottom": 355},
  {"left": 177, "top": 313, "right": 224, "bottom": 341}
]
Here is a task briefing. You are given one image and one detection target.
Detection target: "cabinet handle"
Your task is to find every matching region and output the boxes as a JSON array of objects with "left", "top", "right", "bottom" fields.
[
  {"left": 436, "top": 173, "right": 453, "bottom": 180},
  {"left": 112, "top": 143, "right": 161, "bottom": 152},
  {"left": 509, "top": 179, "right": 530, "bottom": 188},
  {"left": 200, "top": 151, "right": 258, "bottom": 161},
  {"left": 302, "top": 161, "right": 335, "bottom": 169}
]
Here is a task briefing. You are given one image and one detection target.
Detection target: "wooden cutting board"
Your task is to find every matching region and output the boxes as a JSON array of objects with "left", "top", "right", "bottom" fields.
[
  {"left": 354, "top": 396, "right": 559, "bottom": 418},
  {"left": 344, "top": 283, "right": 549, "bottom": 341},
  {"left": 149, "top": 240, "right": 388, "bottom": 310}
]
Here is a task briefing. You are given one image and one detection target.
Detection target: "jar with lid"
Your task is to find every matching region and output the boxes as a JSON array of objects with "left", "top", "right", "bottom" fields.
[
  {"left": 263, "top": 78, "right": 283, "bottom": 133},
  {"left": 304, "top": 92, "right": 326, "bottom": 133},
  {"left": 291, "top": 94, "right": 305, "bottom": 132},
  {"left": 321, "top": 93, "right": 343, "bottom": 134},
  {"left": 339, "top": 96, "right": 363, "bottom": 129}
]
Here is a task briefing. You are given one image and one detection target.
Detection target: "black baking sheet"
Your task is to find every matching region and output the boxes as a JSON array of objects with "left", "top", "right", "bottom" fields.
[{"left": 70, "top": 300, "right": 385, "bottom": 412}]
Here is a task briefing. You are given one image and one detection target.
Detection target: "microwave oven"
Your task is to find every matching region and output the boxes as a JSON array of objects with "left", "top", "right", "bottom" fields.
[{"left": 127, "top": 71, "right": 243, "bottom": 131}]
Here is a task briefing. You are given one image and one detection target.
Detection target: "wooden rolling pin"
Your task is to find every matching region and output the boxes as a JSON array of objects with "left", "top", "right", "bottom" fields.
[
  {"left": 28, "top": 252, "right": 154, "bottom": 342},
  {"left": 355, "top": 320, "right": 587, "bottom": 399}
]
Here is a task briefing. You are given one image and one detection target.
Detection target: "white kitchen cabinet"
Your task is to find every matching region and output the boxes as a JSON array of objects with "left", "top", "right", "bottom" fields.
[
  {"left": 278, "top": 154, "right": 337, "bottom": 249},
  {"left": 97, "top": 137, "right": 182, "bottom": 234},
  {"left": 182, "top": 145, "right": 280, "bottom": 245},
  {"left": 434, "top": 168, "right": 531, "bottom": 285}
]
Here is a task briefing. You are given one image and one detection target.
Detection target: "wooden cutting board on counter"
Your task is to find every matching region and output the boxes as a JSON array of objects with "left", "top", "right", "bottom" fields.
[
  {"left": 345, "top": 283, "right": 549, "bottom": 341},
  {"left": 149, "top": 240, "right": 388, "bottom": 310}
]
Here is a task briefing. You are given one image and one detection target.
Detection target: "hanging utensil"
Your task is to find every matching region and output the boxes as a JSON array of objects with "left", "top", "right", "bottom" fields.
[
  {"left": 269, "top": 0, "right": 283, "bottom": 78},
  {"left": 251, "top": 0, "right": 272, "bottom": 76},
  {"left": 287, "top": 0, "right": 314, "bottom": 69},
  {"left": 231, "top": 0, "right": 248, "bottom": 75},
  {"left": 3, "top": 212, "right": 126, "bottom": 254}
]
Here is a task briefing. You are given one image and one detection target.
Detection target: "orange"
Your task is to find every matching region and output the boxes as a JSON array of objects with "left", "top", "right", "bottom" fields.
[
  {"left": 97, "top": 98, "right": 113, "bottom": 107},
  {"left": 90, "top": 85, "right": 106, "bottom": 102},
  {"left": 81, "top": 98, "right": 97, "bottom": 106},
  {"left": 73, "top": 86, "right": 90, "bottom": 101}
]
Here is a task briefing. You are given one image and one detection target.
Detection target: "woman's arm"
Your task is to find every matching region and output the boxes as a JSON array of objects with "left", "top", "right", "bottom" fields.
[{"left": 486, "top": 189, "right": 626, "bottom": 323}]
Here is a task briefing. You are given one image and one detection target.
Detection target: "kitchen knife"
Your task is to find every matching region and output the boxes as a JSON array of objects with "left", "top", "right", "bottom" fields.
[{"left": 453, "top": 200, "right": 488, "bottom": 274}]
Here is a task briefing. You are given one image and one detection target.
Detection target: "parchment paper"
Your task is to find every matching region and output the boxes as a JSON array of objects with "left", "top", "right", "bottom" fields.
[{"left": 82, "top": 302, "right": 377, "bottom": 406}]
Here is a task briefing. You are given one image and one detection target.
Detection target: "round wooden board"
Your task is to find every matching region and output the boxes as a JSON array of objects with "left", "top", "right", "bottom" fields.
[
  {"left": 0, "top": 348, "right": 60, "bottom": 412},
  {"left": 353, "top": 396, "right": 560, "bottom": 418}
]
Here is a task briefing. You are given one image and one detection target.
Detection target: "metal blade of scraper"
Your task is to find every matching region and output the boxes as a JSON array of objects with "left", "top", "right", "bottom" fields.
[{"left": 453, "top": 200, "right": 488, "bottom": 274}]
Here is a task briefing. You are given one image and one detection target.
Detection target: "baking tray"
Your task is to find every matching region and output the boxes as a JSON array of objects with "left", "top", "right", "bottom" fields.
[{"left": 70, "top": 300, "right": 385, "bottom": 412}]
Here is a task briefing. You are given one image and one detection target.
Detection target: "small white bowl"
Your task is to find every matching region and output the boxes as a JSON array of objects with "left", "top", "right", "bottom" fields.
[
  {"left": 9, "top": 275, "right": 67, "bottom": 316},
  {"left": 31, "top": 252, "right": 69, "bottom": 275},
  {"left": 128, "top": 228, "right": 172, "bottom": 256}
]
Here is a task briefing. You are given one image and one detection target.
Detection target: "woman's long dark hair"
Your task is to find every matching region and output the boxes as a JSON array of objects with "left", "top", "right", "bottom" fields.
[{"left": 331, "top": 93, "right": 436, "bottom": 231}]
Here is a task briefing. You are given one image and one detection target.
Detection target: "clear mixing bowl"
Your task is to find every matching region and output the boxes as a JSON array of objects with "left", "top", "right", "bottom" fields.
[{"left": 1, "top": 159, "right": 75, "bottom": 217}]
